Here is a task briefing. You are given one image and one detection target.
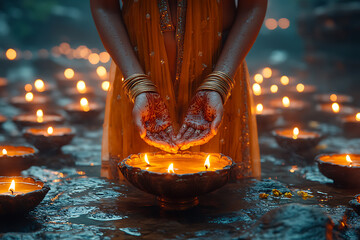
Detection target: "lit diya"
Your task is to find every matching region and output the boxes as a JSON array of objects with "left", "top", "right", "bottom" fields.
[
  {"left": 55, "top": 68, "right": 83, "bottom": 89},
  {"left": 316, "top": 102, "right": 359, "bottom": 123},
  {"left": 269, "top": 96, "right": 309, "bottom": 122},
  {"left": 316, "top": 153, "right": 360, "bottom": 187},
  {"left": 0, "top": 177, "right": 50, "bottom": 215},
  {"left": 273, "top": 127, "right": 323, "bottom": 152},
  {"left": 349, "top": 194, "right": 360, "bottom": 215},
  {"left": 10, "top": 92, "right": 50, "bottom": 111},
  {"left": 64, "top": 80, "right": 95, "bottom": 100},
  {"left": 286, "top": 83, "right": 317, "bottom": 99},
  {"left": 31, "top": 79, "right": 54, "bottom": 95},
  {"left": 255, "top": 104, "right": 280, "bottom": 132},
  {"left": 341, "top": 113, "right": 360, "bottom": 138},
  {"left": 13, "top": 109, "right": 65, "bottom": 129},
  {"left": 119, "top": 152, "right": 234, "bottom": 210},
  {"left": 0, "top": 146, "right": 37, "bottom": 176},
  {"left": 64, "top": 98, "right": 103, "bottom": 123},
  {"left": 23, "top": 126, "right": 75, "bottom": 152},
  {"left": 314, "top": 93, "right": 353, "bottom": 105}
]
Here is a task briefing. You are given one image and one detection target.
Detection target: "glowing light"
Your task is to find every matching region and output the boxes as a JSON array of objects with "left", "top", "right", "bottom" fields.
[
  {"left": 64, "top": 68, "right": 75, "bottom": 79},
  {"left": 25, "top": 92, "right": 34, "bottom": 102},
  {"left": 9, "top": 180, "right": 15, "bottom": 194},
  {"left": 280, "top": 76, "right": 289, "bottom": 86},
  {"left": 346, "top": 155, "right": 352, "bottom": 167},
  {"left": 356, "top": 113, "right": 360, "bottom": 121},
  {"left": 88, "top": 53, "right": 100, "bottom": 65},
  {"left": 47, "top": 126, "right": 54, "bottom": 135},
  {"left": 252, "top": 83, "right": 262, "bottom": 96},
  {"left": 265, "top": 18, "right": 277, "bottom": 30},
  {"left": 36, "top": 109, "right": 44, "bottom": 123},
  {"left": 80, "top": 98, "right": 90, "bottom": 112},
  {"left": 293, "top": 127, "right": 299, "bottom": 139},
  {"left": 270, "top": 85, "right": 278, "bottom": 93},
  {"left": 168, "top": 163, "right": 174, "bottom": 173},
  {"left": 296, "top": 83, "right": 305, "bottom": 93},
  {"left": 282, "top": 96, "right": 290, "bottom": 108},
  {"left": 96, "top": 66, "right": 107, "bottom": 79},
  {"left": 254, "top": 74, "right": 263, "bottom": 84},
  {"left": 76, "top": 80, "right": 87, "bottom": 94},
  {"left": 102, "top": 81, "right": 110, "bottom": 92},
  {"left": 2, "top": 149, "right": 7, "bottom": 155},
  {"left": 24, "top": 84, "right": 33, "bottom": 92},
  {"left": 262, "top": 67, "right": 272, "bottom": 78},
  {"left": 34, "top": 79, "right": 45, "bottom": 92},
  {"left": 332, "top": 103, "right": 340, "bottom": 113},
  {"left": 256, "top": 104, "right": 263, "bottom": 114},
  {"left": 144, "top": 154, "right": 150, "bottom": 165},
  {"left": 330, "top": 94, "right": 337, "bottom": 102},
  {"left": 204, "top": 155, "right": 210, "bottom": 170},
  {"left": 278, "top": 18, "right": 290, "bottom": 29},
  {"left": 99, "top": 52, "right": 111, "bottom": 63},
  {"left": 6, "top": 48, "right": 17, "bottom": 60}
]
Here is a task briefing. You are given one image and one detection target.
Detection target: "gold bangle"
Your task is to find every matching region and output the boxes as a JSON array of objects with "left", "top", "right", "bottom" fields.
[{"left": 122, "top": 73, "right": 157, "bottom": 102}]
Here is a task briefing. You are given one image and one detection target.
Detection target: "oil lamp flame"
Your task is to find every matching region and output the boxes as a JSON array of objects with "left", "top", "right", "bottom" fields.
[
  {"left": 77, "top": 80, "right": 87, "bottom": 93},
  {"left": 47, "top": 126, "right": 54, "bottom": 135},
  {"left": 64, "top": 68, "right": 75, "bottom": 79},
  {"left": 293, "top": 127, "right": 299, "bottom": 139},
  {"left": 9, "top": 180, "right": 15, "bottom": 195},
  {"left": 330, "top": 94, "right": 337, "bottom": 102},
  {"left": 346, "top": 155, "right": 352, "bottom": 167},
  {"left": 296, "top": 83, "right": 305, "bottom": 93},
  {"left": 102, "top": 81, "right": 110, "bottom": 92},
  {"left": 96, "top": 66, "right": 107, "bottom": 78},
  {"left": 262, "top": 67, "right": 272, "bottom": 78},
  {"left": 80, "top": 98, "right": 90, "bottom": 112},
  {"left": 144, "top": 154, "right": 150, "bottom": 165},
  {"left": 356, "top": 113, "right": 360, "bottom": 121},
  {"left": 168, "top": 163, "right": 174, "bottom": 173},
  {"left": 282, "top": 96, "right": 290, "bottom": 108},
  {"left": 252, "top": 83, "right": 262, "bottom": 96},
  {"left": 25, "top": 92, "right": 34, "bottom": 102},
  {"left": 270, "top": 85, "right": 278, "bottom": 93},
  {"left": 332, "top": 103, "right": 340, "bottom": 113},
  {"left": 2, "top": 149, "right": 7, "bottom": 155},
  {"left": 34, "top": 79, "right": 45, "bottom": 92},
  {"left": 36, "top": 109, "right": 44, "bottom": 123},
  {"left": 280, "top": 76, "right": 289, "bottom": 86},
  {"left": 204, "top": 155, "right": 210, "bottom": 170},
  {"left": 254, "top": 74, "right": 263, "bottom": 84},
  {"left": 256, "top": 104, "right": 263, "bottom": 114}
]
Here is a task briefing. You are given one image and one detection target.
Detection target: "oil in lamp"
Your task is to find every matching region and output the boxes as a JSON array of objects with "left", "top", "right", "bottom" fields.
[
  {"left": 0, "top": 146, "right": 37, "bottom": 176},
  {"left": 13, "top": 109, "right": 65, "bottom": 129},
  {"left": 0, "top": 176, "right": 50, "bottom": 215},
  {"left": 255, "top": 103, "right": 280, "bottom": 132},
  {"left": 273, "top": 126, "right": 323, "bottom": 152},
  {"left": 342, "top": 112, "right": 360, "bottom": 138},
  {"left": 64, "top": 80, "right": 95, "bottom": 100},
  {"left": 316, "top": 153, "right": 360, "bottom": 187},
  {"left": 314, "top": 93, "right": 353, "bottom": 105},
  {"left": 23, "top": 126, "right": 75, "bottom": 153},
  {"left": 64, "top": 97, "right": 103, "bottom": 123},
  {"left": 10, "top": 92, "right": 50, "bottom": 111},
  {"left": 119, "top": 152, "right": 234, "bottom": 210}
]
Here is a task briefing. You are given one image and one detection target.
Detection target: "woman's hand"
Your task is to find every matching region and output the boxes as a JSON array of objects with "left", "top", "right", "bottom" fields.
[
  {"left": 176, "top": 90, "right": 224, "bottom": 150},
  {"left": 133, "top": 92, "right": 178, "bottom": 153}
]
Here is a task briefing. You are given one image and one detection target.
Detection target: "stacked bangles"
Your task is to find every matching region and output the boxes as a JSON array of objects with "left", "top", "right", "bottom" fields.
[
  {"left": 122, "top": 74, "right": 157, "bottom": 102},
  {"left": 197, "top": 71, "right": 235, "bottom": 103}
]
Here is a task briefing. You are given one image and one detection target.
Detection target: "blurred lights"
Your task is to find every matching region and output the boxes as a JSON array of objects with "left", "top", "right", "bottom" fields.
[
  {"left": 64, "top": 68, "right": 75, "bottom": 79},
  {"left": 296, "top": 83, "right": 305, "bottom": 93},
  {"left": 278, "top": 18, "right": 290, "bottom": 29},
  {"left": 254, "top": 74, "right": 263, "bottom": 84},
  {"left": 270, "top": 85, "right": 278, "bottom": 93},
  {"left": 280, "top": 76, "right": 290, "bottom": 86},
  {"left": 252, "top": 83, "right": 262, "bottom": 96},
  {"left": 88, "top": 53, "right": 100, "bottom": 65},
  {"left": 6, "top": 49, "right": 17, "bottom": 60},
  {"left": 262, "top": 67, "right": 272, "bottom": 78},
  {"left": 265, "top": 18, "right": 277, "bottom": 30},
  {"left": 102, "top": 81, "right": 110, "bottom": 92},
  {"left": 99, "top": 52, "right": 111, "bottom": 63}
]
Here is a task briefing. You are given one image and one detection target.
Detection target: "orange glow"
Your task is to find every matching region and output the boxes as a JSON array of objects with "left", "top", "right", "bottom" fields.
[
  {"left": 262, "top": 67, "right": 272, "bottom": 78},
  {"left": 293, "top": 127, "right": 299, "bottom": 139},
  {"left": 24, "top": 84, "right": 33, "bottom": 92},
  {"left": 265, "top": 18, "right": 277, "bottom": 30},
  {"left": 346, "top": 155, "right": 352, "bottom": 166},
  {"left": 96, "top": 66, "right": 107, "bottom": 79},
  {"left": 356, "top": 113, "right": 360, "bottom": 121},
  {"left": 6, "top": 48, "right": 17, "bottom": 60},
  {"left": 252, "top": 83, "right": 262, "bottom": 96},
  {"left": 80, "top": 98, "right": 90, "bottom": 112},
  {"left": 102, "top": 81, "right": 110, "bottom": 92},
  {"left": 34, "top": 79, "right": 45, "bottom": 92},
  {"left": 64, "top": 68, "right": 75, "bottom": 79},
  {"left": 36, "top": 109, "right": 44, "bottom": 123},
  {"left": 88, "top": 53, "right": 100, "bottom": 65},
  {"left": 270, "top": 85, "right": 278, "bottom": 93},
  {"left": 2, "top": 149, "right": 7, "bottom": 155},
  {"left": 296, "top": 83, "right": 305, "bottom": 93},
  {"left": 144, "top": 154, "right": 150, "bottom": 165},
  {"left": 47, "top": 126, "right": 54, "bottom": 135},
  {"left": 278, "top": 18, "right": 290, "bottom": 29},
  {"left": 256, "top": 104, "right": 263, "bottom": 114},
  {"left": 99, "top": 52, "right": 111, "bottom": 63},
  {"left": 280, "top": 76, "right": 290, "bottom": 86},
  {"left": 168, "top": 163, "right": 174, "bottom": 173},
  {"left": 9, "top": 180, "right": 15, "bottom": 194},
  {"left": 76, "top": 80, "right": 87, "bottom": 94},
  {"left": 204, "top": 155, "right": 210, "bottom": 170},
  {"left": 254, "top": 74, "right": 263, "bottom": 84},
  {"left": 282, "top": 96, "right": 290, "bottom": 108},
  {"left": 332, "top": 103, "right": 340, "bottom": 113},
  {"left": 330, "top": 94, "right": 337, "bottom": 102},
  {"left": 25, "top": 92, "right": 34, "bottom": 102}
]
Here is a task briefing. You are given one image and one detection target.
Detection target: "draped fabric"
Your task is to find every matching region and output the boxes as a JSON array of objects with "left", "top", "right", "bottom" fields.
[{"left": 101, "top": 0, "right": 260, "bottom": 180}]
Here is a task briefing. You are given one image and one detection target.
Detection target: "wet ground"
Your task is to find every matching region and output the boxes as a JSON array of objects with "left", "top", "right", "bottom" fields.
[{"left": 0, "top": 58, "right": 359, "bottom": 240}]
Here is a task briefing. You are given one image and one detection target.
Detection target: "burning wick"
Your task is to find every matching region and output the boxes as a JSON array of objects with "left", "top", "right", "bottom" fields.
[
  {"left": 25, "top": 92, "right": 34, "bottom": 102},
  {"left": 144, "top": 154, "right": 150, "bottom": 166},
  {"left": 356, "top": 113, "right": 360, "bottom": 122},
  {"left": 204, "top": 155, "right": 210, "bottom": 170},
  {"left": 2, "top": 149, "right": 7, "bottom": 156},
  {"left": 346, "top": 155, "right": 352, "bottom": 167},
  {"left": 252, "top": 83, "right": 262, "bottom": 96},
  {"left": 80, "top": 98, "right": 90, "bottom": 112},
  {"left": 34, "top": 79, "right": 45, "bottom": 92},
  {"left": 293, "top": 127, "right": 299, "bottom": 140},
  {"left": 77, "top": 80, "right": 87, "bottom": 94},
  {"left": 256, "top": 104, "right": 263, "bottom": 114},
  {"left": 9, "top": 180, "right": 15, "bottom": 195},
  {"left": 168, "top": 163, "right": 174, "bottom": 173},
  {"left": 36, "top": 109, "right": 44, "bottom": 123},
  {"left": 332, "top": 103, "right": 340, "bottom": 113},
  {"left": 282, "top": 96, "right": 290, "bottom": 108},
  {"left": 47, "top": 126, "right": 54, "bottom": 135}
]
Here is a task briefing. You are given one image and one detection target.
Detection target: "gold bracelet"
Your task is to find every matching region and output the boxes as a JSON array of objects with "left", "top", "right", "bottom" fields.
[
  {"left": 198, "top": 71, "right": 234, "bottom": 103},
  {"left": 123, "top": 73, "right": 157, "bottom": 102}
]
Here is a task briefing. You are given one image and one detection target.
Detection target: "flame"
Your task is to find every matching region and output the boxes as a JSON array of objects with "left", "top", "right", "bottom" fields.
[
  {"left": 24, "top": 84, "right": 33, "bottom": 92},
  {"left": 64, "top": 68, "right": 75, "bottom": 79},
  {"left": 204, "top": 155, "right": 210, "bottom": 169},
  {"left": 76, "top": 80, "right": 87, "bottom": 93},
  {"left": 346, "top": 155, "right": 352, "bottom": 166},
  {"left": 282, "top": 96, "right": 290, "bottom": 108},
  {"left": 254, "top": 74, "right": 263, "bottom": 84},
  {"left": 47, "top": 126, "right": 54, "bottom": 135},
  {"left": 99, "top": 52, "right": 110, "bottom": 63},
  {"left": 270, "top": 85, "right": 278, "bottom": 93},
  {"left": 256, "top": 104, "right": 263, "bottom": 114},
  {"left": 168, "top": 163, "right": 174, "bottom": 173},
  {"left": 356, "top": 113, "right": 360, "bottom": 121},
  {"left": 36, "top": 109, "right": 44, "bottom": 123},
  {"left": 280, "top": 76, "right": 289, "bottom": 86},
  {"left": 88, "top": 53, "right": 100, "bottom": 65},
  {"left": 144, "top": 154, "right": 150, "bottom": 165},
  {"left": 34, "top": 79, "right": 45, "bottom": 92},
  {"left": 293, "top": 127, "right": 299, "bottom": 139},
  {"left": 252, "top": 83, "right": 262, "bottom": 96},
  {"left": 2, "top": 149, "right": 7, "bottom": 155},
  {"left": 80, "top": 98, "right": 90, "bottom": 112},
  {"left": 102, "top": 81, "right": 110, "bottom": 92},
  {"left": 296, "top": 83, "right": 305, "bottom": 93},
  {"left": 25, "top": 92, "right": 34, "bottom": 102},
  {"left": 262, "top": 67, "right": 272, "bottom": 78},
  {"left": 96, "top": 66, "right": 107, "bottom": 79},
  {"left": 9, "top": 180, "right": 15, "bottom": 193},
  {"left": 6, "top": 48, "right": 17, "bottom": 60},
  {"left": 332, "top": 103, "right": 340, "bottom": 113},
  {"left": 330, "top": 94, "right": 337, "bottom": 102}
]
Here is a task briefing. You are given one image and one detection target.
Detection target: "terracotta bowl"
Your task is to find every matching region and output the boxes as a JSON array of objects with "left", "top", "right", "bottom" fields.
[
  {"left": 0, "top": 146, "right": 37, "bottom": 176},
  {"left": 13, "top": 113, "right": 65, "bottom": 130},
  {"left": 10, "top": 95, "right": 50, "bottom": 111},
  {"left": 64, "top": 102, "right": 103, "bottom": 123}
]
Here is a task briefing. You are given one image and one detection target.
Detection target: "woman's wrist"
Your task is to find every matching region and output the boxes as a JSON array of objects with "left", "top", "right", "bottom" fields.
[{"left": 122, "top": 73, "right": 157, "bottom": 102}]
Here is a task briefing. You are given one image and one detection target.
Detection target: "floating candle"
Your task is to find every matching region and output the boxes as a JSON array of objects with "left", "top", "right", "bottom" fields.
[
  {"left": 13, "top": 111, "right": 64, "bottom": 129},
  {"left": 10, "top": 93, "right": 49, "bottom": 111}
]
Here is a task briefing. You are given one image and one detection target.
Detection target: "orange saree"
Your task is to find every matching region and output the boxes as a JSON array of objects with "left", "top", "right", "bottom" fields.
[{"left": 101, "top": 0, "right": 260, "bottom": 180}]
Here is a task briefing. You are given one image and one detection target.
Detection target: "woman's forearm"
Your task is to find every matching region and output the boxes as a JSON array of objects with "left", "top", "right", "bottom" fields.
[
  {"left": 90, "top": 0, "right": 144, "bottom": 78},
  {"left": 214, "top": 0, "right": 268, "bottom": 77}
]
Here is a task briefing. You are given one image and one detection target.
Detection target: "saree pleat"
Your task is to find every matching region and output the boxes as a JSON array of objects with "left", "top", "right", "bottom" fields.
[{"left": 101, "top": 0, "right": 260, "bottom": 180}]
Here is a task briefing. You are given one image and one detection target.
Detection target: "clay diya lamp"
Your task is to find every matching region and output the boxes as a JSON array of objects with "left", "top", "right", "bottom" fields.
[
  {"left": 314, "top": 93, "right": 353, "bottom": 105},
  {"left": 286, "top": 83, "right": 317, "bottom": 99},
  {"left": 23, "top": 126, "right": 75, "bottom": 153},
  {"left": 255, "top": 104, "right": 281, "bottom": 132},
  {"left": 32, "top": 79, "right": 55, "bottom": 95},
  {"left": 0, "top": 77, "right": 7, "bottom": 93},
  {"left": 349, "top": 194, "right": 360, "bottom": 215},
  {"left": 13, "top": 109, "right": 65, "bottom": 130},
  {"left": 10, "top": 92, "right": 50, "bottom": 111},
  {"left": 119, "top": 152, "right": 235, "bottom": 210},
  {"left": 0, "top": 115, "right": 7, "bottom": 129},
  {"left": 64, "top": 97, "right": 103, "bottom": 123},
  {"left": 0, "top": 176, "right": 50, "bottom": 216},
  {"left": 273, "top": 127, "right": 323, "bottom": 152},
  {"left": 341, "top": 113, "right": 360, "bottom": 138},
  {"left": 315, "top": 102, "right": 358, "bottom": 124},
  {"left": 64, "top": 80, "right": 95, "bottom": 100},
  {"left": 269, "top": 96, "right": 309, "bottom": 122},
  {"left": 0, "top": 146, "right": 37, "bottom": 176},
  {"left": 55, "top": 68, "right": 83, "bottom": 89},
  {"left": 316, "top": 153, "right": 360, "bottom": 188}
]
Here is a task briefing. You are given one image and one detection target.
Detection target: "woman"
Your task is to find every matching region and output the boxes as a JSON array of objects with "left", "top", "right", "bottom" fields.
[{"left": 91, "top": 0, "right": 267, "bottom": 180}]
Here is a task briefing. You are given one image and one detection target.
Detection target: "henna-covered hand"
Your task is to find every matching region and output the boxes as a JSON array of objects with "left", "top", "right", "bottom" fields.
[
  {"left": 176, "top": 90, "right": 224, "bottom": 150},
  {"left": 133, "top": 92, "right": 178, "bottom": 153}
]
